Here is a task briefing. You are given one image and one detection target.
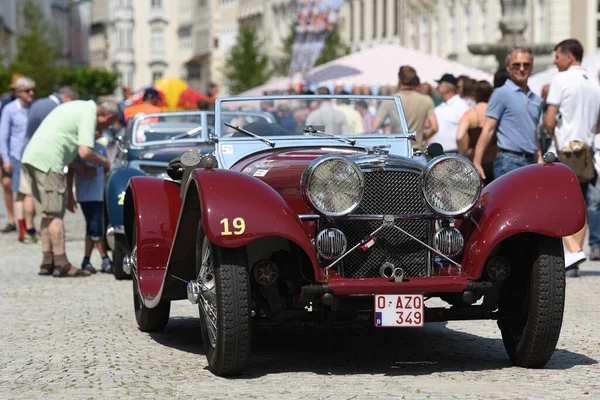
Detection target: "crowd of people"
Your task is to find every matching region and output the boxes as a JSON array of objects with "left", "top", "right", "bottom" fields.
[
  {"left": 0, "top": 75, "right": 119, "bottom": 277},
  {"left": 1, "top": 37, "right": 599, "bottom": 280},
  {"left": 262, "top": 37, "right": 600, "bottom": 278}
]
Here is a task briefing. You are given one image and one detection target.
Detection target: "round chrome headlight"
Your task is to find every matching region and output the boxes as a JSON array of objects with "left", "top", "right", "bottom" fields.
[
  {"left": 301, "top": 155, "right": 364, "bottom": 216},
  {"left": 422, "top": 155, "right": 481, "bottom": 217}
]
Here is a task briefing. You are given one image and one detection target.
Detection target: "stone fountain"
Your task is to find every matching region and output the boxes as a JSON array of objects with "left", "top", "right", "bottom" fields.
[{"left": 468, "top": 0, "right": 554, "bottom": 71}]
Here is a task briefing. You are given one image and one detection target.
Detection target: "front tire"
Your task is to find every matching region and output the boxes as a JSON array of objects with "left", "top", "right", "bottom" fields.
[
  {"left": 498, "top": 235, "right": 565, "bottom": 368},
  {"left": 131, "top": 219, "right": 170, "bottom": 332},
  {"left": 196, "top": 230, "right": 251, "bottom": 376}
]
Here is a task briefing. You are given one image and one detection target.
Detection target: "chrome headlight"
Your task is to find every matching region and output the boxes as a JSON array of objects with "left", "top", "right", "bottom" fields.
[
  {"left": 422, "top": 155, "right": 481, "bottom": 217},
  {"left": 301, "top": 155, "right": 364, "bottom": 216}
]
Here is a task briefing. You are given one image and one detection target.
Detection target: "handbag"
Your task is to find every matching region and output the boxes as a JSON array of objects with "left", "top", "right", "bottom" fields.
[{"left": 554, "top": 139, "right": 595, "bottom": 184}]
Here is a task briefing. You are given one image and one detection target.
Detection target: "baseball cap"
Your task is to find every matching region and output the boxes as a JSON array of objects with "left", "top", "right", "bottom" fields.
[
  {"left": 10, "top": 74, "right": 23, "bottom": 89},
  {"left": 435, "top": 73, "right": 458, "bottom": 86},
  {"left": 143, "top": 88, "right": 160, "bottom": 101}
]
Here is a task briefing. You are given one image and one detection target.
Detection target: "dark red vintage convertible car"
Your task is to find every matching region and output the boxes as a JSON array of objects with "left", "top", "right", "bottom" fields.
[{"left": 123, "top": 94, "right": 585, "bottom": 376}]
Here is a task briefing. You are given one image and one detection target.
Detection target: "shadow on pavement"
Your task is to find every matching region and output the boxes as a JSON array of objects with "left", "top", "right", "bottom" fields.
[
  {"left": 578, "top": 270, "right": 600, "bottom": 277},
  {"left": 147, "top": 317, "right": 597, "bottom": 378},
  {"left": 149, "top": 316, "right": 205, "bottom": 356}
]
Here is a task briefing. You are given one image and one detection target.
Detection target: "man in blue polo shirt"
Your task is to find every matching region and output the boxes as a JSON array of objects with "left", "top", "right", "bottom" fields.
[
  {"left": 473, "top": 46, "right": 544, "bottom": 179},
  {"left": 26, "top": 87, "right": 79, "bottom": 141}
]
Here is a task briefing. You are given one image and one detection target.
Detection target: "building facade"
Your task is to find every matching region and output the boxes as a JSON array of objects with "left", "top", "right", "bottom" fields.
[
  {"left": 338, "top": 0, "right": 585, "bottom": 74},
  {"left": 86, "top": 0, "right": 600, "bottom": 97},
  {"left": 0, "top": 0, "right": 90, "bottom": 69}
]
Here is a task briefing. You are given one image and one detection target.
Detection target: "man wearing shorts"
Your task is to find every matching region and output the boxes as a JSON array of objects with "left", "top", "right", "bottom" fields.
[{"left": 20, "top": 100, "right": 118, "bottom": 277}]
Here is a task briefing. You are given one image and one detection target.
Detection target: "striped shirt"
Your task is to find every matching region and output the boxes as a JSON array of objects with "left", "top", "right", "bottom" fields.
[{"left": 0, "top": 99, "right": 30, "bottom": 161}]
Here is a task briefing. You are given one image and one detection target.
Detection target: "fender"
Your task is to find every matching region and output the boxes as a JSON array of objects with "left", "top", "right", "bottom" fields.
[
  {"left": 192, "top": 168, "right": 317, "bottom": 263},
  {"left": 164, "top": 168, "right": 319, "bottom": 292},
  {"left": 106, "top": 168, "right": 147, "bottom": 230},
  {"left": 460, "top": 163, "right": 585, "bottom": 278},
  {"left": 126, "top": 176, "right": 182, "bottom": 306}
]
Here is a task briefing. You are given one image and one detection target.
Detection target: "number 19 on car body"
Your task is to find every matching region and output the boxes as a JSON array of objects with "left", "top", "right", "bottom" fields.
[{"left": 374, "top": 294, "right": 424, "bottom": 327}]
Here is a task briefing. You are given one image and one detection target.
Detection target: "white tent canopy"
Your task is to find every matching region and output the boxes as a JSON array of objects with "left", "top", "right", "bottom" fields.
[
  {"left": 239, "top": 44, "right": 493, "bottom": 96},
  {"left": 528, "top": 53, "right": 600, "bottom": 96}
]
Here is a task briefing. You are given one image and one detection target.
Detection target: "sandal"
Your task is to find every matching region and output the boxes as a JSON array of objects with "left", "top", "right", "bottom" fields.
[
  {"left": 52, "top": 264, "right": 92, "bottom": 278},
  {"left": 38, "top": 264, "right": 54, "bottom": 276}
]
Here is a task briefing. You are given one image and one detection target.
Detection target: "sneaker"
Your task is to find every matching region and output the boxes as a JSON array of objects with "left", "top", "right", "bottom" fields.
[
  {"left": 590, "top": 246, "right": 600, "bottom": 261},
  {"left": 82, "top": 262, "right": 97, "bottom": 274},
  {"left": 566, "top": 266, "right": 581, "bottom": 278},
  {"left": 1, "top": 223, "right": 16, "bottom": 233},
  {"left": 22, "top": 232, "right": 38, "bottom": 244},
  {"left": 101, "top": 261, "right": 112, "bottom": 274},
  {"left": 564, "top": 249, "right": 586, "bottom": 269}
]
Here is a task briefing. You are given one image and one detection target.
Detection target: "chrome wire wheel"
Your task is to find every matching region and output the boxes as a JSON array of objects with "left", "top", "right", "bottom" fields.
[{"left": 198, "top": 238, "right": 218, "bottom": 348}]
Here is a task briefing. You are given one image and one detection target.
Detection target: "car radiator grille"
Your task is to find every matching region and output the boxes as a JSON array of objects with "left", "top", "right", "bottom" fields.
[{"left": 336, "top": 170, "right": 430, "bottom": 278}]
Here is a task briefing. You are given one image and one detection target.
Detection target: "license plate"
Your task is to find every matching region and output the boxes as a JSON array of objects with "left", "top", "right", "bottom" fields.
[{"left": 374, "top": 294, "right": 424, "bottom": 327}]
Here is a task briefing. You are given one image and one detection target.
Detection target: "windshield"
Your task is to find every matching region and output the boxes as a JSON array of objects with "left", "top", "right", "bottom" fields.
[
  {"left": 217, "top": 96, "right": 406, "bottom": 139},
  {"left": 131, "top": 113, "right": 205, "bottom": 145}
]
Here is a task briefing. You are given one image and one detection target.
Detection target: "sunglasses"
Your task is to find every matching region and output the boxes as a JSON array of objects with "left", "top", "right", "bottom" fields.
[
  {"left": 21, "top": 88, "right": 35, "bottom": 93},
  {"left": 510, "top": 63, "right": 532, "bottom": 71}
]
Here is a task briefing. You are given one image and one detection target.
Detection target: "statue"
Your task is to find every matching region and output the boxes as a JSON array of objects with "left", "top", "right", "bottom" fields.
[
  {"left": 499, "top": 0, "right": 528, "bottom": 42},
  {"left": 468, "top": 0, "right": 553, "bottom": 70}
]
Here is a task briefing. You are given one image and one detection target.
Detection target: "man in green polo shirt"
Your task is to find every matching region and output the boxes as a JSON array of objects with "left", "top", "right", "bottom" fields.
[{"left": 20, "top": 100, "right": 119, "bottom": 277}]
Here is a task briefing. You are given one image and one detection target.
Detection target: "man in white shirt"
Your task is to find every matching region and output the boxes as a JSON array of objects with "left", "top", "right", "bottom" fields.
[
  {"left": 306, "top": 87, "right": 349, "bottom": 134},
  {"left": 544, "top": 38, "right": 600, "bottom": 276},
  {"left": 431, "top": 74, "right": 470, "bottom": 153}
]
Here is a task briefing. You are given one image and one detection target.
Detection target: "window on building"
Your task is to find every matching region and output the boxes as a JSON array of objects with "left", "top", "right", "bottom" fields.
[
  {"left": 480, "top": 1, "right": 487, "bottom": 41},
  {"left": 420, "top": 13, "right": 428, "bottom": 52},
  {"left": 597, "top": 19, "right": 600, "bottom": 48},
  {"left": 188, "top": 65, "right": 201, "bottom": 80},
  {"left": 126, "top": 28, "right": 133, "bottom": 49},
  {"left": 118, "top": 28, "right": 125, "bottom": 50},
  {"left": 360, "top": 1, "right": 364, "bottom": 40},
  {"left": 126, "top": 71, "right": 134, "bottom": 87},
  {"left": 151, "top": 0, "right": 162, "bottom": 7},
  {"left": 350, "top": 2, "right": 354, "bottom": 41},
  {"left": 538, "top": 0, "right": 547, "bottom": 41},
  {"left": 393, "top": 0, "right": 398, "bottom": 35},
  {"left": 150, "top": 28, "right": 165, "bottom": 58},
  {"left": 464, "top": 3, "right": 471, "bottom": 46},
  {"left": 152, "top": 71, "right": 164, "bottom": 81},
  {"left": 214, "top": 37, "right": 219, "bottom": 49},
  {"left": 373, "top": 0, "right": 377, "bottom": 38},
  {"left": 382, "top": 0, "right": 387, "bottom": 37}
]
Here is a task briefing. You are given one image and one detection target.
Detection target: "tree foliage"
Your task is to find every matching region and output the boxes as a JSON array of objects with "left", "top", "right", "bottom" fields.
[
  {"left": 0, "top": 56, "right": 11, "bottom": 93},
  {"left": 315, "top": 22, "right": 351, "bottom": 66},
  {"left": 272, "top": 21, "right": 296, "bottom": 76},
  {"left": 57, "top": 66, "right": 120, "bottom": 98},
  {"left": 9, "top": 0, "right": 62, "bottom": 97},
  {"left": 223, "top": 27, "right": 273, "bottom": 95},
  {"left": 3, "top": 0, "right": 119, "bottom": 99}
]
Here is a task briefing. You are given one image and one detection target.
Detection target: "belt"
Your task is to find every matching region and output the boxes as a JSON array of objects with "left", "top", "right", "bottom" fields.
[{"left": 498, "top": 148, "right": 535, "bottom": 159}]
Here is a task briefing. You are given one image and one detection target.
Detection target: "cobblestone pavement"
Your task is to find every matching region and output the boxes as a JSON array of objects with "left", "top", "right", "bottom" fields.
[{"left": 0, "top": 201, "right": 599, "bottom": 399}]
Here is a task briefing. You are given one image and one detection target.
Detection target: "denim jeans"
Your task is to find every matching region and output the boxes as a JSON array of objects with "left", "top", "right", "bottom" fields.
[
  {"left": 587, "top": 181, "right": 600, "bottom": 248},
  {"left": 493, "top": 152, "right": 533, "bottom": 178}
]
